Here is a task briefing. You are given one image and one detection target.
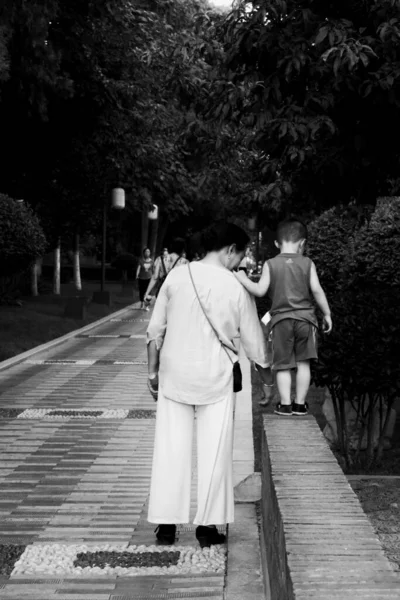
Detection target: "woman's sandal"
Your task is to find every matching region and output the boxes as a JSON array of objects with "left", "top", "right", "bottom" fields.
[
  {"left": 154, "top": 524, "right": 176, "bottom": 545},
  {"left": 195, "top": 525, "right": 226, "bottom": 548}
]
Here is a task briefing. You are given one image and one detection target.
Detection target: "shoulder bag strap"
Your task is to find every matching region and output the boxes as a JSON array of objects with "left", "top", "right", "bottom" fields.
[
  {"left": 188, "top": 264, "right": 236, "bottom": 365},
  {"left": 160, "top": 256, "right": 167, "bottom": 277},
  {"left": 170, "top": 255, "right": 182, "bottom": 270}
]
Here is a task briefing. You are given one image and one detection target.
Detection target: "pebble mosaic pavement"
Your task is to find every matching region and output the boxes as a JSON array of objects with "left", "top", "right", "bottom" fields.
[{"left": 0, "top": 308, "right": 226, "bottom": 599}]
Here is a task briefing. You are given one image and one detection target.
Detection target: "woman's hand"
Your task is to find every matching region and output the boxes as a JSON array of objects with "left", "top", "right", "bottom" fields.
[{"left": 147, "top": 373, "right": 159, "bottom": 401}]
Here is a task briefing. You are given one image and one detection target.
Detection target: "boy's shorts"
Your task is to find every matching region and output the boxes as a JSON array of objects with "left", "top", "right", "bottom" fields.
[{"left": 268, "top": 318, "right": 318, "bottom": 371}]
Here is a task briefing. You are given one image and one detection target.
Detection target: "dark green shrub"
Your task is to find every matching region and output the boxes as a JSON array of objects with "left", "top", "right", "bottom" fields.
[
  {"left": 307, "top": 203, "right": 373, "bottom": 297},
  {"left": 0, "top": 194, "right": 47, "bottom": 275},
  {"left": 345, "top": 197, "right": 400, "bottom": 287},
  {"left": 0, "top": 195, "right": 47, "bottom": 303},
  {"left": 309, "top": 199, "right": 400, "bottom": 469}
]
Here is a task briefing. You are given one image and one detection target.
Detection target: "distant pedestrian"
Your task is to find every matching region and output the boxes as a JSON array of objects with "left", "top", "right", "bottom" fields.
[
  {"left": 146, "top": 222, "right": 272, "bottom": 547},
  {"left": 145, "top": 239, "right": 188, "bottom": 301},
  {"left": 136, "top": 248, "right": 154, "bottom": 310},
  {"left": 235, "top": 217, "right": 332, "bottom": 416}
]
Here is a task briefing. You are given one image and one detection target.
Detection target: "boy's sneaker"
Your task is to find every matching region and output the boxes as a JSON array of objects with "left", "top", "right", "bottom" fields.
[
  {"left": 274, "top": 403, "right": 292, "bottom": 416},
  {"left": 292, "top": 402, "right": 309, "bottom": 416}
]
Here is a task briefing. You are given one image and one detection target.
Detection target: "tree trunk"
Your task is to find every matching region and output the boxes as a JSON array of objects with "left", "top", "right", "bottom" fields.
[
  {"left": 366, "top": 394, "right": 376, "bottom": 466},
  {"left": 141, "top": 210, "right": 149, "bottom": 250},
  {"left": 148, "top": 216, "right": 159, "bottom": 258},
  {"left": 354, "top": 394, "right": 367, "bottom": 463},
  {"left": 53, "top": 237, "right": 61, "bottom": 295},
  {"left": 30, "top": 260, "right": 39, "bottom": 297},
  {"left": 255, "top": 229, "right": 260, "bottom": 268},
  {"left": 73, "top": 231, "right": 82, "bottom": 291},
  {"left": 330, "top": 385, "right": 350, "bottom": 470},
  {"left": 376, "top": 398, "right": 395, "bottom": 461}
]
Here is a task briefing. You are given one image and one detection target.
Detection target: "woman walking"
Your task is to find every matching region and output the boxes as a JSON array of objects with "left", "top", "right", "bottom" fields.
[
  {"left": 145, "top": 239, "right": 188, "bottom": 301},
  {"left": 136, "top": 248, "right": 154, "bottom": 310},
  {"left": 146, "top": 222, "right": 272, "bottom": 547}
]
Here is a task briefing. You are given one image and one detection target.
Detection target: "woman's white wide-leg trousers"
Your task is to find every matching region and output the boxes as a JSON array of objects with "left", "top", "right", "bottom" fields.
[{"left": 148, "top": 389, "right": 235, "bottom": 526}]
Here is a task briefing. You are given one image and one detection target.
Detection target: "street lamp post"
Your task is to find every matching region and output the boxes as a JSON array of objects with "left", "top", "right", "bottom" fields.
[
  {"left": 101, "top": 199, "right": 107, "bottom": 292},
  {"left": 93, "top": 188, "right": 125, "bottom": 305}
]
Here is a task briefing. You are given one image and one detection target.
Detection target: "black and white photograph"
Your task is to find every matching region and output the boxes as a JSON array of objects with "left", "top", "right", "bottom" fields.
[{"left": 0, "top": 1, "right": 400, "bottom": 598}]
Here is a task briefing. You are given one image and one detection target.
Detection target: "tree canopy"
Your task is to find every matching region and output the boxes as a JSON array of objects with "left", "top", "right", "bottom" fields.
[
  {"left": 0, "top": 0, "right": 232, "bottom": 246},
  {"left": 203, "top": 0, "right": 400, "bottom": 220},
  {"left": 1, "top": 0, "right": 400, "bottom": 246}
]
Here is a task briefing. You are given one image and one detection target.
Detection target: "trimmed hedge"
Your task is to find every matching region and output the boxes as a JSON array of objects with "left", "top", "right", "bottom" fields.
[{"left": 308, "top": 198, "right": 400, "bottom": 468}]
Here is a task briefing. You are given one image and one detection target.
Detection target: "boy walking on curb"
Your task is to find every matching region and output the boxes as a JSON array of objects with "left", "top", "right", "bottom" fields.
[{"left": 235, "top": 218, "right": 332, "bottom": 416}]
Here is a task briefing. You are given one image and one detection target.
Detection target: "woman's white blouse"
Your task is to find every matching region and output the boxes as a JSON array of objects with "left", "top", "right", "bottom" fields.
[{"left": 147, "top": 262, "right": 269, "bottom": 405}]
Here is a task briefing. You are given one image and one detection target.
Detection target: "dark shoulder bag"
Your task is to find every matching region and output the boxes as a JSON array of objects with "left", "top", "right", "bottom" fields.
[{"left": 188, "top": 264, "right": 242, "bottom": 393}]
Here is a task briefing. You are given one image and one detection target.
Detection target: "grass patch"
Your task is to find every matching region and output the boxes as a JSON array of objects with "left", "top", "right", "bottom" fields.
[{"left": 0, "top": 281, "right": 138, "bottom": 362}]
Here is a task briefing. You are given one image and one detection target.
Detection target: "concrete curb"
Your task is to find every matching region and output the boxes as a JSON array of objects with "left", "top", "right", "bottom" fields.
[
  {"left": 0, "top": 302, "right": 140, "bottom": 373},
  {"left": 234, "top": 472, "right": 261, "bottom": 503},
  {"left": 225, "top": 504, "right": 266, "bottom": 600}
]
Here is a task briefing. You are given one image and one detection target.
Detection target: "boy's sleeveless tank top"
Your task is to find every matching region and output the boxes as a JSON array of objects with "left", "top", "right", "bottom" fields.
[{"left": 267, "top": 254, "right": 317, "bottom": 327}]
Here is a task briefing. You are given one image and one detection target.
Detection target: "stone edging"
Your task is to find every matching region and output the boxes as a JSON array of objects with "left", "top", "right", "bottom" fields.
[
  {"left": 260, "top": 415, "right": 399, "bottom": 600},
  {"left": 0, "top": 303, "right": 138, "bottom": 373},
  {"left": 9, "top": 543, "right": 226, "bottom": 578}
]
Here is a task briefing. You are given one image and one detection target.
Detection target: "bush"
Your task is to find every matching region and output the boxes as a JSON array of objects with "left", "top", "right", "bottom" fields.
[
  {"left": 307, "top": 203, "right": 373, "bottom": 297},
  {"left": 308, "top": 199, "right": 400, "bottom": 469},
  {"left": 345, "top": 197, "right": 400, "bottom": 287},
  {"left": 0, "top": 194, "right": 47, "bottom": 275},
  {"left": 0, "top": 195, "right": 47, "bottom": 303}
]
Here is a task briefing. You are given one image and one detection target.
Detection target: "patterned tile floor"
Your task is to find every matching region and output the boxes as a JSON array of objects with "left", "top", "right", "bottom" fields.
[{"left": 0, "top": 307, "right": 225, "bottom": 599}]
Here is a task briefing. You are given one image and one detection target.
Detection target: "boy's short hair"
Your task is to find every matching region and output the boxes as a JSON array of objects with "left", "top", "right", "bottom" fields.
[{"left": 276, "top": 218, "right": 308, "bottom": 244}]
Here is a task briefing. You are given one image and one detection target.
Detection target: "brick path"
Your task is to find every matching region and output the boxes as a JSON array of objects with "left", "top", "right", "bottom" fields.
[{"left": 0, "top": 307, "right": 226, "bottom": 599}]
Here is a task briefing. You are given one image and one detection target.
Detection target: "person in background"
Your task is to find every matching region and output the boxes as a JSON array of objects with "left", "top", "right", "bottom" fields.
[
  {"left": 146, "top": 222, "right": 272, "bottom": 547},
  {"left": 234, "top": 217, "right": 332, "bottom": 416},
  {"left": 135, "top": 247, "right": 154, "bottom": 310},
  {"left": 238, "top": 247, "right": 251, "bottom": 273},
  {"left": 144, "top": 248, "right": 169, "bottom": 300},
  {"left": 145, "top": 238, "right": 188, "bottom": 301}
]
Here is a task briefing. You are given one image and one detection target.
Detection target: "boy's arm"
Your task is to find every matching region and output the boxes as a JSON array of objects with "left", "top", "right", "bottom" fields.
[
  {"left": 309, "top": 261, "right": 332, "bottom": 333},
  {"left": 234, "top": 261, "right": 270, "bottom": 297}
]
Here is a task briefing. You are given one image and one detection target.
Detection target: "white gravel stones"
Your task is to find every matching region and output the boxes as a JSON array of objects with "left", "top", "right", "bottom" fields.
[
  {"left": 16, "top": 408, "right": 51, "bottom": 419},
  {"left": 15, "top": 409, "right": 130, "bottom": 419},
  {"left": 11, "top": 543, "right": 226, "bottom": 578},
  {"left": 98, "top": 409, "right": 129, "bottom": 419}
]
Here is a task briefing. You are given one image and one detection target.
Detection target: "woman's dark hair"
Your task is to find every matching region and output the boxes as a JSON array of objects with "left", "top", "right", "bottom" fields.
[
  {"left": 169, "top": 238, "right": 186, "bottom": 255},
  {"left": 142, "top": 247, "right": 151, "bottom": 256},
  {"left": 201, "top": 222, "right": 249, "bottom": 253}
]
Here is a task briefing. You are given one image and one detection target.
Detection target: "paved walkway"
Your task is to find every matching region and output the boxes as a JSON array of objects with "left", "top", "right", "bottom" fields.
[{"left": 0, "top": 304, "right": 264, "bottom": 599}]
